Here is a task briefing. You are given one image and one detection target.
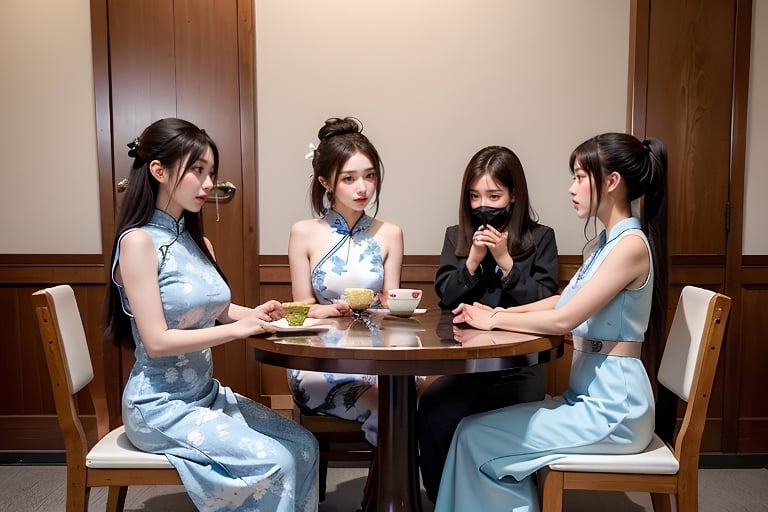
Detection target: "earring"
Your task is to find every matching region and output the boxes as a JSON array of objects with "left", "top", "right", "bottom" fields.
[{"left": 323, "top": 189, "right": 333, "bottom": 211}]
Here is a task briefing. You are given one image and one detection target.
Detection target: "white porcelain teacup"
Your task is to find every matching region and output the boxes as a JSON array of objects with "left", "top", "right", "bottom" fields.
[{"left": 386, "top": 288, "right": 423, "bottom": 317}]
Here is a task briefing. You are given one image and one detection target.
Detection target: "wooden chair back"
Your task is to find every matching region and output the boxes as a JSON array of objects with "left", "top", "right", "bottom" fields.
[
  {"left": 539, "top": 286, "right": 732, "bottom": 512},
  {"left": 33, "top": 285, "right": 181, "bottom": 512}
]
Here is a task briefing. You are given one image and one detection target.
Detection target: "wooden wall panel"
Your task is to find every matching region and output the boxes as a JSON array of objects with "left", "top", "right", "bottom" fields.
[
  {"left": 646, "top": 0, "right": 734, "bottom": 256},
  {"left": 737, "top": 266, "right": 768, "bottom": 452},
  {"left": 0, "top": 274, "right": 105, "bottom": 450}
]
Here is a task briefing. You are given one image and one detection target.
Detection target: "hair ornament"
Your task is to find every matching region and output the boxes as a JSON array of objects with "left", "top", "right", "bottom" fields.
[
  {"left": 641, "top": 139, "right": 652, "bottom": 153},
  {"left": 304, "top": 143, "right": 318, "bottom": 160},
  {"left": 127, "top": 137, "right": 139, "bottom": 158}
]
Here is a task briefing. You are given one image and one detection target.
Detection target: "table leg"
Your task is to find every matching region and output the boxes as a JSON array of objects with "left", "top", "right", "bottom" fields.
[{"left": 374, "top": 374, "right": 422, "bottom": 512}]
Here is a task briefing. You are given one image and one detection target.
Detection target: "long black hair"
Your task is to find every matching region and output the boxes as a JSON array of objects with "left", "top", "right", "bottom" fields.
[
  {"left": 569, "top": 132, "right": 668, "bottom": 379},
  {"left": 103, "top": 118, "right": 225, "bottom": 348},
  {"left": 455, "top": 146, "right": 540, "bottom": 259}
]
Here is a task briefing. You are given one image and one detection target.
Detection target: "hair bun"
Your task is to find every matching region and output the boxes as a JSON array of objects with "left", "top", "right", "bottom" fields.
[{"left": 318, "top": 117, "right": 363, "bottom": 141}]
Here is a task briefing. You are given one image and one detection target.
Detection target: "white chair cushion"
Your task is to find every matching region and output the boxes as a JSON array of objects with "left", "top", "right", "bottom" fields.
[
  {"left": 548, "top": 435, "right": 679, "bottom": 474},
  {"left": 86, "top": 426, "right": 175, "bottom": 469}
]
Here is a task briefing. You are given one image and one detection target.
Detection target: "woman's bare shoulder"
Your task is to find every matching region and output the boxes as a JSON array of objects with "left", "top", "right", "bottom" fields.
[
  {"left": 290, "top": 217, "right": 326, "bottom": 235},
  {"left": 371, "top": 218, "right": 403, "bottom": 237},
  {"left": 119, "top": 228, "right": 154, "bottom": 252}
]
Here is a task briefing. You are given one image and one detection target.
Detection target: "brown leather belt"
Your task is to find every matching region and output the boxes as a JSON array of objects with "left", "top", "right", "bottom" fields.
[{"left": 571, "top": 336, "right": 643, "bottom": 358}]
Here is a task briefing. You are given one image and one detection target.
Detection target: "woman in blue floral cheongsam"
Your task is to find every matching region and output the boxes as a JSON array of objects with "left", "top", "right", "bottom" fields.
[
  {"left": 287, "top": 117, "right": 404, "bottom": 447},
  {"left": 104, "top": 118, "right": 318, "bottom": 512}
]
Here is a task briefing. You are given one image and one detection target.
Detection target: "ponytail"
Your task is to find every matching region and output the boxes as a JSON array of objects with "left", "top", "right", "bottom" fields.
[{"left": 639, "top": 137, "right": 668, "bottom": 382}]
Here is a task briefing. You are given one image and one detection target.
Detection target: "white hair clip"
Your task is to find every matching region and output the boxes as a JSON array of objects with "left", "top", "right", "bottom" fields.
[{"left": 304, "top": 143, "right": 318, "bottom": 160}]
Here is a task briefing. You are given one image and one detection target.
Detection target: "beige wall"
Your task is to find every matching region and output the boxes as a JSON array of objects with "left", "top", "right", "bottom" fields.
[
  {"left": 0, "top": 0, "right": 101, "bottom": 254},
  {"left": 0, "top": 1, "right": 764, "bottom": 255},
  {"left": 255, "top": 0, "right": 631, "bottom": 255},
  {"left": 745, "top": 0, "right": 768, "bottom": 255}
]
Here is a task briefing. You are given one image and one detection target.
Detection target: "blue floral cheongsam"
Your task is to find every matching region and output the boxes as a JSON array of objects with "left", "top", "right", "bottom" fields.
[
  {"left": 113, "top": 209, "right": 318, "bottom": 512},
  {"left": 287, "top": 210, "right": 383, "bottom": 446},
  {"left": 435, "top": 217, "right": 655, "bottom": 512}
]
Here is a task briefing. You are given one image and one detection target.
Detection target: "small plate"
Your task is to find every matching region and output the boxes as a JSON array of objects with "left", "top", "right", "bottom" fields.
[{"left": 269, "top": 318, "right": 332, "bottom": 333}]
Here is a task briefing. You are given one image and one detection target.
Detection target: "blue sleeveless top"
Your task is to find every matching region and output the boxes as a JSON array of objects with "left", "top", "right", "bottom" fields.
[
  {"left": 111, "top": 209, "right": 230, "bottom": 395},
  {"left": 556, "top": 216, "right": 653, "bottom": 342},
  {"left": 311, "top": 210, "right": 385, "bottom": 303}
]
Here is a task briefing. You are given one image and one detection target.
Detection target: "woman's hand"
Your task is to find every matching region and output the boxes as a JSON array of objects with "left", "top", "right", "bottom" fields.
[
  {"left": 452, "top": 302, "right": 496, "bottom": 330},
  {"left": 467, "top": 227, "right": 490, "bottom": 269},
  {"left": 476, "top": 225, "right": 513, "bottom": 272},
  {"left": 452, "top": 325, "right": 496, "bottom": 345},
  {"left": 468, "top": 225, "right": 513, "bottom": 274},
  {"left": 233, "top": 311, "right": 279, "bottom": 338},
  {"left": 253, "top": 300, "right": 285, "bottom": 322},
  {"left": 308, "top": 302, "right": 353, "bottom": 319}
]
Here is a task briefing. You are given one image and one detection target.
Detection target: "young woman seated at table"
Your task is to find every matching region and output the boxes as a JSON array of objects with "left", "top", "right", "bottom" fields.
[
  {"left": 417, "top": 145, "right": 559, "bottom": 503},
  {"left": 286, "top": 116, "right": 404, "bottom": 446},
  {"left": 435, "top": 133, "right": 668, "bottom": 512},
  {"left": 104, "top": 118, "right": 319, "bottom": 511}
]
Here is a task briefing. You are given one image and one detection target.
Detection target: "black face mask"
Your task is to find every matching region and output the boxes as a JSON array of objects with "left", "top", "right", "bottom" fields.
[{"left": 471, "top": 205, "right": 511, "bottom": 230}]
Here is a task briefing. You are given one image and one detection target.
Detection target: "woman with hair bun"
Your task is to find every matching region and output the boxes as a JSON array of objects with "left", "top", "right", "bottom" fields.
[
  {"left": 436, "top": 133, "right": 668, "bottom": 512},
  {"left": 287, "top": 117, "right": 404, "bottom": 446}
]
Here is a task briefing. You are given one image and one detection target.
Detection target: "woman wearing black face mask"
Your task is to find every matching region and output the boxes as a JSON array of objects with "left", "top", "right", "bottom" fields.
[{"left": 417, "top": 145, "right": 559, "bottom": 503}]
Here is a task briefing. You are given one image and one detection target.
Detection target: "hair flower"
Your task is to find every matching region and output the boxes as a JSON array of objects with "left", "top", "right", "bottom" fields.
[
  {"left": 127, "top": 137, "right": 139, "bottom": 158},
  {"left": 304, "top": 143, "right": 318, "bottom": 160}
]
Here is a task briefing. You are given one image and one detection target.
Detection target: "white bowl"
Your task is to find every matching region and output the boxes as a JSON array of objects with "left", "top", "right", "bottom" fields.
[{"left": 387, "top": 289, "right": 423, "bottom": 317}]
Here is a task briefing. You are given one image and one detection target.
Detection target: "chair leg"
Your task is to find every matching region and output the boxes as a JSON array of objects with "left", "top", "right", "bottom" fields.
[
  {"left": 676, "top": 487, "right": 698, "bottom": 512},
  {"left": 650, "top": 492, "right": 672, "bottom": 512},
  {"left": 67, "top": 487, "right": 88, "bottom": 512},
  {"left": 361, "top": 449, "right": 378, "bottom": 511},
  {"left": 319, "top": 459, "right": 329, "bottom": 502},
  {"left": 538, "top": 467, "right": 564, "bottom": 512},
  {"left": 66, "top": 468, "right": 88, "bottom": 512},
  {"left": 106, "top": 486, "right": 128, "bottom": 512},
  {"left": 317, "top": 438, "right": 331, "bottom": 502}
]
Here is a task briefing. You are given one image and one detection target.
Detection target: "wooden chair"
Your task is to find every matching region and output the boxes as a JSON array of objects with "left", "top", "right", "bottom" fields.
[
  {"left": 538, "top": 285, "right": 731, "bottom": 512},
  {"left": 296, "top": 407, "right": 376, "bottom": 502},
  {"left": 32, "top": 285, "right": 182, "bottom": 512}
]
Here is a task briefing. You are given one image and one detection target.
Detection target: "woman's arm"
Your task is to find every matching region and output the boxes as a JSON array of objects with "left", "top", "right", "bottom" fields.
[
  {"left": 454, "top": 234, "right": 649, "bottom": 334},
  {"left": 434, "top": 227, "right": 483, "bottom": 309},
  {"left": 381, "top": 221, "right": 404, "bottom": 291},
  {"left": 288, "top": 220, "right": 316, "bottom": 303},
  {"left": 204, "top": 237, "right": 284, "bottom": 324},
  {"left": 498, "top": 226, "right": 560, "bottom": 305},
  {"left": 376, "top": 221, "right": 403, "bottom": 308},
  {"left": 118, "top": 231, "right": 277, "bottom": 358}
]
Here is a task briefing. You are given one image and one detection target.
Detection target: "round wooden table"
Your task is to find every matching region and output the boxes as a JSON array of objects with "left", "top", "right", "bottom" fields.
[{"left": 248, "top": 308, "right": 563, "bottom": 512}]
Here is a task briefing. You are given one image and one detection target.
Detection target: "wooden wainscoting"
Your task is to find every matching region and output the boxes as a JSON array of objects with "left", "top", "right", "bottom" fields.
[
  {"left": 736, "top": 256, "right": 768, "bottom": 452},
  {"left": 3, "top": 253, "right": 767, "bottom": 454},
  {"left": 0, "top": 255, "right": 106, "bottom": 450}
]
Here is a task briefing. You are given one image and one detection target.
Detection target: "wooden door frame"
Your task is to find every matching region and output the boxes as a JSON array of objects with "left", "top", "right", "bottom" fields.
[{"left": 89, "top": 0, "right": 260, "bottom": 421}]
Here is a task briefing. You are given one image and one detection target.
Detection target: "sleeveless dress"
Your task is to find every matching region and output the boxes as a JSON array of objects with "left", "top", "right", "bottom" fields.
[
  {"left": 287, "top": 210, "right": 383, "bottom": 446},
  {"left": 113, "top": 209, "right": 319, "bottom": 512},
  {"left": 435, "top": 217, "right": 655, "bottom": 512}
]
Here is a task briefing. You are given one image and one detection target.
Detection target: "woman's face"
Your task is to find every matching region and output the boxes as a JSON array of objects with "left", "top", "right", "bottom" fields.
[
  {"left": 159, "top": 147, "right": 215, "bottom": 218},
  {"left": 327, "top": 151, "right": 377, "bottom": 214},
  {"left": 468, "top": 173, "right": 512, "bottom": 209},
  {"left": 568, "top": 160, "right": 596, "bottom": 219}
]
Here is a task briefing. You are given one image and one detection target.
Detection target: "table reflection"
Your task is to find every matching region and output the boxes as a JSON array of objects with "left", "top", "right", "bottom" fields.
[
  {"left": 272, "top": 309, "right": 427, "bottom": 349},
  {"left": 251, "top": 307, "right": 563, "bottom": 512}
]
